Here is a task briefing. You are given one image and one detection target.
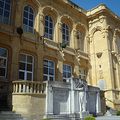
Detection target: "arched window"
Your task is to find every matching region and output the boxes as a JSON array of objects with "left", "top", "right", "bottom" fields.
[
  {"left": 44, "top": 15, "right": 53, "bottom": 40},
  {"left": 76, "top": 30, "right": 84, "bottom": 51},
  {"left": 23, "top": 5, "right": 34, "bottom": 33},
  {"left": 62, "top": 23, "right": 70, "bottom": 44},
  {"left": 0, "top": 0, "right": 11, "bottom": 24}
]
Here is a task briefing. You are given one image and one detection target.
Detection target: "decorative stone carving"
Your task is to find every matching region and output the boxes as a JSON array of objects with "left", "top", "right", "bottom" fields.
[
  {"left": 39, "top": 13, "right": 44, "bottom": 22},
  {"left": 58, "top": 22, "right": 62, "bottom": 30},
  {"left": 96, "top": 52, "right": 102, "bottom": 58}
]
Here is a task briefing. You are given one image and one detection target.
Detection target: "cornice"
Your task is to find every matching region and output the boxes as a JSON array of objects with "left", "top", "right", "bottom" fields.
[
  {"left": 87, "top": 4, "right": 120, "bottom": 23},
  {"left": 63, "top": 0, "right": 87, "bottom": 15}
]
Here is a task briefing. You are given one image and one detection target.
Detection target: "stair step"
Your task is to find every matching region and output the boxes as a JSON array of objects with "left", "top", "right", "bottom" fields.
[
  {"left": 96, "top": 116, "right": 120, "bottom": 120},
  {"left": 0, "top": 111, "right": 24, "bottom": 120}
]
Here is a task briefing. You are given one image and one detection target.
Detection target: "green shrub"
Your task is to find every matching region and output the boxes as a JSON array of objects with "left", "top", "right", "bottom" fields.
[
  {"left": 84, "top": 116, "right": 95, "bottom": 120},
  {"left": 116, "top": 110, "right": 120, "bottom": 116}
]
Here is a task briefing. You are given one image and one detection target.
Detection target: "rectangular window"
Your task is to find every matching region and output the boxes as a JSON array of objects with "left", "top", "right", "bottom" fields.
[
  {"left": 0, "top": 47, "right": 7, "bottom": 78},
  {"left": 63, "top": 64, "right": 72, "bottom": 81},
  {"left": 19, "top": 54, "right": 34, "bottom": 80},
  {"left": 43, "top": 59, "right": 55, "bottom": 81},
  {"left": 79, "top": 68, "right": 87, "bottom": 80}
]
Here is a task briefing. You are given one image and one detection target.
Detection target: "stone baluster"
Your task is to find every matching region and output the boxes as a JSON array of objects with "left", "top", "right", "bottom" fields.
[
  {"left": 19, "top": 83, "right": 21, "bottom": 93},
  {"left": 26, "top": 82, "right": 29, "bottom": 93},
  {"left": 16, "top": 83, "right": 18, "bottom": 93},
  {"left": 13, "top": 83, "right": 15, "bottom": 93}
]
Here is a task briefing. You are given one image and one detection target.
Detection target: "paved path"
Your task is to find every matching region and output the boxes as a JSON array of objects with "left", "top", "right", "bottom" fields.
[{"left": 96, "top": 116, "right": 120, "bottom": 120}]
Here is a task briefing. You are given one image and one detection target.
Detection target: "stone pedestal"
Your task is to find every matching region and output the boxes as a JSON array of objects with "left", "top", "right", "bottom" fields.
[{"left": 45, "top": 79, "right": 101, "bottom": 120}]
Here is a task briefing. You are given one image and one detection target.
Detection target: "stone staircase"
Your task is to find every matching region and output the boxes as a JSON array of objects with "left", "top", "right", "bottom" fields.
[
  {"left": 46, "top": 114, "right": 84, "bottom": 120},
  {"left": 0, "top": 111, "right": 25, "bottom": 120}
]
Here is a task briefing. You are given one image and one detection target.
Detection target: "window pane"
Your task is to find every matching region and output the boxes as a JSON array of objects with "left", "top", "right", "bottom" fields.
[
  {"left": 4, "top": 10, "right": 9, "bottom": 17},
  {"left": 44, "top": 60, "right": 48, "bottom": 67},
  {"left": 23, "top": 18, "right": 28, "bottom": 25},
  {"left": 63, "top": 35, "right": 65, "bottom": 41},
  {"left": 3, "top": 16, "right": 9, "bottom": 24},
  {"left": 20, "top": 54, "right": 26, "bottom": 62},
  {"left": 0, "top": 1, "right": 4, "bottom": 8},
  {"left": 45, "top": 20, "right": 48, "bottom": 27},
  {"left": 44, "top": 67, "right": 48, "bottom": 74},
  {"left": 5, "top": 3, "right": 10, "bottom": 10},
  {"left": 67, "top": 66, "right": 71, "bottom": 72},
  {"left": 45, "top": 16, "right": 48, "bottom": 20},
  {"left": 49, "top": 76, "right": 53, "bottom": 81},
  {"left": 29, "top": 13, "right": 33, "bottom": 20},
  {"left": 0, "top": 48, "right": 7, "bottom": 57},
  {"left": 63, "top": 65, "right": 66, "bottom": 70},
  {"left": 68, "top": 73, "right": 71, "bottom": 78},
  {"left": 63, "top": 72, "right": 66, "bottom": 78},
  {"left": 27, "top": 64, "right": 32, "bottom": 71},
  {"left": 19, "top": 62, "right": 25, "bottom": 70},
  {"left": 0, "top": 58, "right": 6, "bottom": 67},
  {"left": 45, "top": 27, "right": 48, "bottom": 33},
  {"left": 63, "top": 64, "right": 72, "bottom": 79},
  {"left": 50, "top": 23, "right": 53, "bottom": 28},
  {"left": 48, "top": 61, "right": 54, "bottom": 68},
  {"left": 49, "top": 29, "right": 52, "bottom": 35},
  {"left": 27, "top": 73, "right": 32, "bottom": 80},
  {"left": 24, "top": 6, "right": 28, "bottom": 11},
  {"left": 29, "top": 20, "right": 33, "bottom": 27},
  {"left": 27, "top": 55, "right": 33, "bottom": 63},
  {"left": 0, "top": 67, "right": 5, "bottom": 76},
  {"left": 49, "top": 68, "right": 54, "bottom": 75},
  {"left": 43, "top": 75, "right": 48, "bottom": 81},
  {"left": 29, "top": 7, "right": 33, "bottom": 14},
  {"left": 5, "top": 0, "right": 10, "bottom": 3},
  {"left": 24, "top": 11, "right": 28, "bottom": 18},
  {"left": 19, "top": 71, "right": 24, "bottom": 80},
  {"left": 0, "top": 8, "right": 3, "bottom": 15}
]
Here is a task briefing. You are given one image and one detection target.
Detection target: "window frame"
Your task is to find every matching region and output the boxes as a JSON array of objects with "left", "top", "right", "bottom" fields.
[
  {"left": 44, "top": 15, "right": 54, "bottom": 40},
  {"left": 79, "top": 68, "right": 87, "bottom": 80},
  {"left": 63, "top": 64, "right": 72, "bottom": 81},
  {"left": 0, "top": 47, "right": 8, "bottom": 78},
  {"left": 0, "top": 0, "right": 11, "bottom": 24},
  {"left": 43, "top": 59, "right": 55, "bottom": 81},
  {"left": 62, "top": 23, "right": 70, "bottom": 45},
  {"left": 23, "top": 5, "right": 34, "bottom": 33},
  {"left": 19, "top": 53, "right": 34, "bottom": 81}
]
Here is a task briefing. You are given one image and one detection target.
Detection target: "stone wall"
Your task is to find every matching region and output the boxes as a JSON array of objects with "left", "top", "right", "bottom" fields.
[{"left": 12, "top": 94, "right": 46, "bottom": 120}]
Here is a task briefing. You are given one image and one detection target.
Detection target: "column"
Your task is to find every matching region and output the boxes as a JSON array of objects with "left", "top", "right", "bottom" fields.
[
  {"left": 71, "top": 78, "right": 75, "bottom": 113},
  {"left": 96, "top": 92, "right": 101, "bottom": 113},
  {"left": 45, "top": 82, "right": 53, "bottom": 115}
]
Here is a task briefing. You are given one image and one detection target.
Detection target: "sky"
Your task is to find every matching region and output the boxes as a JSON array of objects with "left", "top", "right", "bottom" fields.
[{"left": 71, "top": 0, "right": 120, "bottom": 16}]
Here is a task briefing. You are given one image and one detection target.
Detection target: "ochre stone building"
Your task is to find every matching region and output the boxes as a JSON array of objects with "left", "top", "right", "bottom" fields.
[{"left": 0, "top": 0, "right": 120, "bottom": 116}]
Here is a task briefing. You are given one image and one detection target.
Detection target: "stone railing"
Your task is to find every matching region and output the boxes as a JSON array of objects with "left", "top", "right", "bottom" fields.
[
  {"left": 78, "top": 50, "right": 89, "bottom": 59},
  {"left": 12, "top": 80, "right": 46, "bottom": 94}
]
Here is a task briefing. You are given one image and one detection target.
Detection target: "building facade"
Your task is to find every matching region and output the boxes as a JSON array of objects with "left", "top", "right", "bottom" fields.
[{"left": 0, "top": 0, "right": 120, "bottom": 117}]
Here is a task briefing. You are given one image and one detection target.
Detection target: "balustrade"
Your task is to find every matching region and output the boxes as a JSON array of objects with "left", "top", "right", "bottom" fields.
[{"left": 12, "top": 81, "right": 46, "bottom": 94}]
